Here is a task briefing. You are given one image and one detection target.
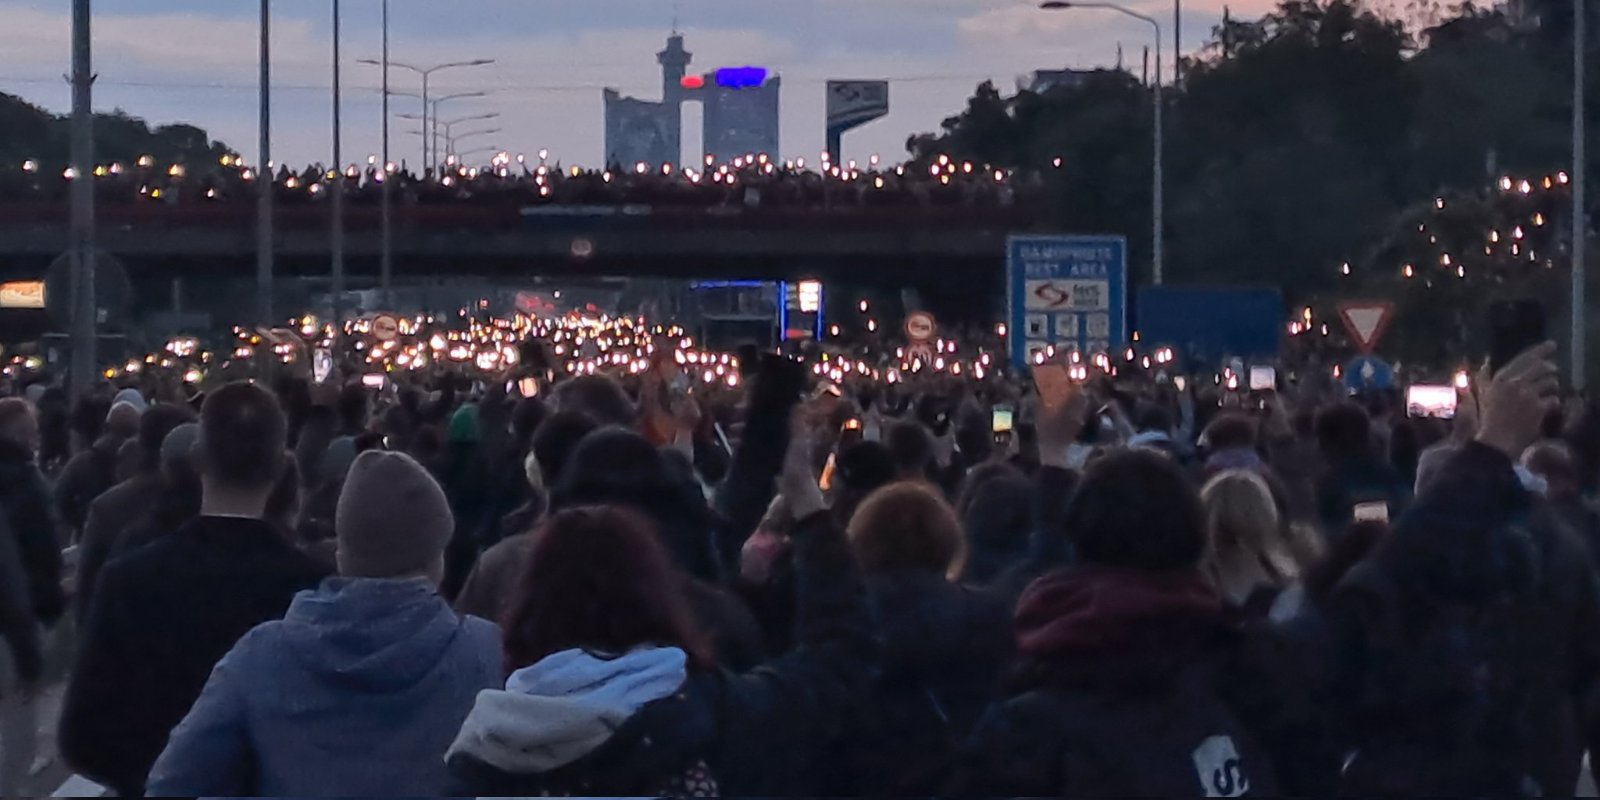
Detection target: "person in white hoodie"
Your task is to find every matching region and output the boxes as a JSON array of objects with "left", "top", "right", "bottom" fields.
[{"left": 147, "top": 450, "right": 501, "bottom": 797}]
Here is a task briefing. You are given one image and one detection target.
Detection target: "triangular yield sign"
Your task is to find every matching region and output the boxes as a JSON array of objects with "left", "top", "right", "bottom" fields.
[{"left": 1337, "top": 301, "right": 1395, "bottom": 354}]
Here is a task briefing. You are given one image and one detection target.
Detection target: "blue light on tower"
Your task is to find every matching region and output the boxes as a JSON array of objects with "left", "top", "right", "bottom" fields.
[{"left": 714, "top": 66, "right": 768, "bottom": 89}]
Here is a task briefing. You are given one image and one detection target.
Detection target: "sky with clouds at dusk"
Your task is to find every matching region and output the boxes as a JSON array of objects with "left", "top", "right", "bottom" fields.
[{"left": 0, "top": 0, "right": 1268, "bottom": 168}]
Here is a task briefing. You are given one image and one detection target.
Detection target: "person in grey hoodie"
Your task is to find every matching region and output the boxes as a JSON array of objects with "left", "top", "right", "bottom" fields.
[{"left": 146, "top": 450, "right": 501, "bottom": 798}]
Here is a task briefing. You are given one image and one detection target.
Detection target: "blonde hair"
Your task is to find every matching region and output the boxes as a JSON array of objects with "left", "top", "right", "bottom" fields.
[
  {"left": 847, "top": 481, "right": 967, "bottom": 580},
  {"left": 1199, "top": 470, "right": 1301, "bottom": 606}
]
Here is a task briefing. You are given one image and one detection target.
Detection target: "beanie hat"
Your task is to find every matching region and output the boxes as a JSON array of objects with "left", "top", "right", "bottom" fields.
[
  {"left": 112, "top": 388, "right": 148, "bottom": 412},
  {"left": 319, "top": 436, "right": 359, "bottom": 484},
  {"left": 335, "top": 450, "right": 454, "bottom": 578},
  {"left": 448, "top": 404, "right": 480, "bottom": 445},
  {"left": 160, "top": 422, "right": 201, "bottom": 472}
]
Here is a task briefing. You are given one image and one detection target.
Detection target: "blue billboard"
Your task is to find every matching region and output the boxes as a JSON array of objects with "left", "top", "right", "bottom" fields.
[
  {"left": 1135, "top": 287, "right": 1283, "bottom": 362},
  {"left": 1006, "top": 235, "right": 1128, "bottom": 366}
]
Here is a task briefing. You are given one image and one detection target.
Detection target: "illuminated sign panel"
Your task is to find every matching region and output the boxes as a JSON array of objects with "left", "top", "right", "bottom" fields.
[
  {"left": 714, "top": 66, "right": 768, "bottom": 89},
  {"left": 0, "top": 281, "right": 45, "bottom": 309}
]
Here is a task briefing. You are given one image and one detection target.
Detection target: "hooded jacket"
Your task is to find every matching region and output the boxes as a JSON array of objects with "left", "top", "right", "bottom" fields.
[
  {"left": 447, "top": 510, "right": 877, "bottom": 798},
  {"left": 960, "top": 566, "right": 1281, "bottom": 797},
  {"left": 147, "top": 577, "right": 501, "bottom": 797}
]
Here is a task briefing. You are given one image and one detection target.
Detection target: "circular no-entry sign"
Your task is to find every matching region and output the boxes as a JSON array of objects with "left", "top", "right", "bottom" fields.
[{"left": 904, "top": 311, "right": 937, "bottom": 343}]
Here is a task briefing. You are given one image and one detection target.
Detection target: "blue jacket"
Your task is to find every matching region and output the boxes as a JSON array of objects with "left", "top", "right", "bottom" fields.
[{"left": 147, "top": 577, "right": 501, "bottom": 797}]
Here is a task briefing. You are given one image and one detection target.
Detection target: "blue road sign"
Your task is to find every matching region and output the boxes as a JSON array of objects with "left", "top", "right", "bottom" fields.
[
  {"left": 1007, "top": 235, "right": 1128, "bottom": 367},
  {"left": 1344, "top": 355, "right": 1395, "bottom": 392}
]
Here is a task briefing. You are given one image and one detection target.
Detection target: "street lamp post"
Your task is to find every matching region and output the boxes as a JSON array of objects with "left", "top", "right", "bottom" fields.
[
  {"left": 433, "top": 113, "right": 500, "bottom": 161},
  {"left": 379, "top": 0, "right": 391, "bottom": 309},
  {"left": 446, "top": 128, "right": 502, "bottom": 160},
  {"left": 399, "top": 109, "right": 494, "bottom": 156},
  {"left": 454, "top": 145, "right": 505, "bottom": 163},
  {"left": 1041, "top": 1, "right": 1163, "bottom": 286},
  {"left": 258, "top": 0, "right": 273, "bottom": 326},
  {"left": 429, "top": 93, "right": 488, "bottom": 169},
  {"left": 331, "top": 0, "right": 345, "bottom": 328},
  {"left": 69, "top": 0, "right": 95, "bottom": 397},
  {"left": 360, "top": 59, "right": 494, "bottom": 173},
  {"left": 1574, "top": 0, "right": 1588, "bottom": 388}
]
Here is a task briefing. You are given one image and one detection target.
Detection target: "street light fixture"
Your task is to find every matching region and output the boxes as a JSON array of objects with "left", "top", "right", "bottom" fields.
[
  {"left": 448, "top": 127, "right": 502, "bottom": 159},
  {"left": 434, "top": 112, "right": 500, "bottom": 153},
  {"left": 1041, "top": 0, "right": 1164, "bottom": 286},
  {"left": 358, "top": 58, "right": 493, "bottom": 172}
]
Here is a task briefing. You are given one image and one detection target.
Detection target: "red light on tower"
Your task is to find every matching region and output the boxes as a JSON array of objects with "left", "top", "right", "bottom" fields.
[{"left": 680, "top": 75, "right": 705, "bottom": 90}]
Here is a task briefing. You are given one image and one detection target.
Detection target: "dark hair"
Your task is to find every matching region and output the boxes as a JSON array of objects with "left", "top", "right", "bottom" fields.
[
  {"left": 1204, "top": 413, "right": 1257, "bottom": 452},
  {"left": 200, "top": 382, "right": 288, "bottom": 491},
  {"left": 137, "top": 404, "right": 197, "bottom": 473},
  {"left": 955, "top": 408, "right": 994, "bottom": 465},
  {"left": 1065, "top": 449, "right": 1205, "bottom": 571},
  {"left": 886, "top": 420, "right": 934, "bottom": 477},
  {"left": 503, "top": 506, "right": 713, "bottom": 673},
  {"left": 0, "top": 398, "right": 34, "bottom": 437},
  {"left": 848, "top": 481, "right": 966, "bottom": 577},
  {"left": 550, "top": 428, "right": 717, "bottom": 581},
  {"left": 1136, "top": 404, "right": 1174, "bottom": 434},
  {"left": 552, "top": 375, "right": 635, "bottom": 427},
  {"left": 70, "top": 395, "right": 111, "bottom": 441},
  {"left": 1316, "top": 402, "right": 1373, "bottom": 463},
  {"left": 532, "top": 410, "right": 600, "bottom": 486},
  {"left": 959, "top": 467, "right": 1037, "bottom": 585}
]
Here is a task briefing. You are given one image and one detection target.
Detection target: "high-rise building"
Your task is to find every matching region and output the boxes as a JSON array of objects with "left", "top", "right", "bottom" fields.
[
  {"left": 603, "top": 34, "right": 781, "bottom": 168},
  {"left": 699, "top": 74, "right": 781, "bottom": 163}
]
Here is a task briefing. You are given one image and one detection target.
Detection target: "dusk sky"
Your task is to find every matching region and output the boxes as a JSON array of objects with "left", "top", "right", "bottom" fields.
[{"left": 0, "top": 0, "right": 1266, "bottom": 168}]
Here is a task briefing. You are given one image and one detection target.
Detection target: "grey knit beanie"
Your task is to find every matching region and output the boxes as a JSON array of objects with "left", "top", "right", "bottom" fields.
[{"left": 335, "top": 450, "right": 454, "bottom": 578}]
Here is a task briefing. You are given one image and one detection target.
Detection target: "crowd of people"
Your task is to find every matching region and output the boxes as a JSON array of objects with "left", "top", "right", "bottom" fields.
[
  {"left": 0, "top": 153, "right": 1034, "bottom": 212},
  {"left": 0, "top": 305, "right": 1597, "bottom": 796}
]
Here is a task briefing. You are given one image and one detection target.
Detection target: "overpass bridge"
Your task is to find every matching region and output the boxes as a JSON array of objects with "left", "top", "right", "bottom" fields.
[{"left": 0, "top": 202, "right": 1042, "bottom": 288}]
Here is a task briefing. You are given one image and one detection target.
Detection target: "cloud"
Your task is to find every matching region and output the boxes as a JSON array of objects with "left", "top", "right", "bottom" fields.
[{"left": 0, "top": 0, "right": 1242, "bottom": 167}]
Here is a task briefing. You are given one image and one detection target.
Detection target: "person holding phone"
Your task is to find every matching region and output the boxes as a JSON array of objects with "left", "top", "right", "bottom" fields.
[
  {"left": 1312, "top": 403, "right": 1412, "bottom": 542},
  {"left": 1322, "top": 343, "right": 1600, "bottom": 797}
]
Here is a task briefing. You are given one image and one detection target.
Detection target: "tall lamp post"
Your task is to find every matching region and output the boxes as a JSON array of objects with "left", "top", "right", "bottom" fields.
[
  {"left": 1574, "top": 0, "right": 1588, "bottom": 388},
  {"left": 379, "top": 0, "right": 391, "bottom": 309},
  {"left": 359, "top": 59, "right": 494, "bottom": 173},
  {"left": 331, "top": 0, "right": 345, "bottom": 328},
  {"left": 445, "top": 128, "right": 502, "bottom": 161},
  {"left": 1041, "top": 1, "right": 1163, "bottom": 286},
  {"left": 412, "top": 112, "right": 500, "bottom": 161},
  {"left": 69, "top": 0, "right": 95, "bottom": 397},
  {"left": 398, "top": 110, "right": 495, "bottom": 155},
  {"left": 258, "top": 0, "right": 274, "bottom": 327}
]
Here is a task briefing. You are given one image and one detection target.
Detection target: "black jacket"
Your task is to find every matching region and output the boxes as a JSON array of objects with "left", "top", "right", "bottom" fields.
[
  {"left": 958, "top": 566, "right": 1283, "bottom": 797},
  {"left": 0, "top": 511, "right": 41, "bottom": 687},
  {"left": 74, "top": 473, "right": 162, "bottom": 623},
  {"left": 1324, "top": 442, "right": 1600, "bottom": 797},
  {"left": 448, "top": 510, "right": 878, "bottom": 797},
  {"left": 59, "top": 516, "right": 328, "bottom": 796},
  {"left": 831, "top": 568, "right": 1015, "bottom": 795},
  {"left": 54, "top": 434, "right": 124, "bottom": 537},
  {"left": 0, "top": 440, "right": 64, "bottom": 624}
]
